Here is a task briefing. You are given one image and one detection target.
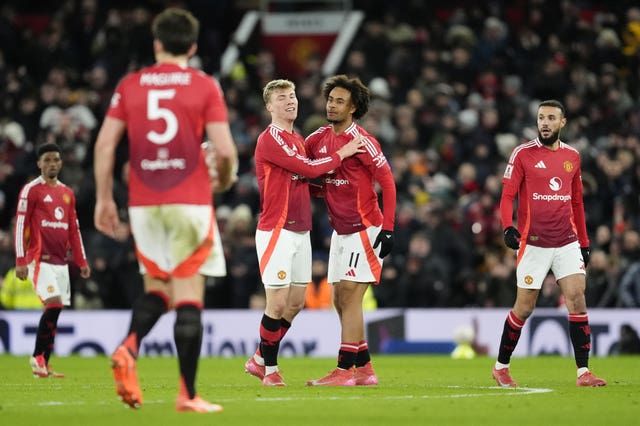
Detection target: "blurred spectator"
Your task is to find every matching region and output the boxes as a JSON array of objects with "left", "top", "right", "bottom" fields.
[
  {"left": 609, "top": 324, "right": 640, "bottom": 354},
  {"left": 0, "top": 267, "right": 41, "bottom": 310},
  {"left": 305, "top": 258, "right": 332, "bottom": 309},
  {"left": 585, "top": 249, "right": 619, "bottom": 307}
]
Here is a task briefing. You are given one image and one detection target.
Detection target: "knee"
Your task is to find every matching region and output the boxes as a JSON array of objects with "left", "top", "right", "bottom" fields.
[
  {"left": 267, "top": 299, "right": 287, "bottom": 317},
  {"left": 287, "top": 299, "right": 304, "bottom": 315},
  {"left": 513, "top": 304, "right": 534, "bottom": 320}
]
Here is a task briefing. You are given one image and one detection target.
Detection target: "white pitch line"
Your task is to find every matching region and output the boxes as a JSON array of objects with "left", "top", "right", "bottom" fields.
[
  {"left": 3, "top": 386, "right": 551, "bottom": 408},
  {"left": 251, "top": 386, "right": 553, "bottom": 402}
]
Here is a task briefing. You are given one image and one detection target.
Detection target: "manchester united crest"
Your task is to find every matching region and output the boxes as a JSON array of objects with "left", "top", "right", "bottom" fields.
[
  {"left": 277, "top": 270, "right": 287, "bottom": 280},
  {"left": 563, "top": 161, "right": 573, "bottom": 172},
  {"left": 524, "top": 275, "right": 534, "bottom": 285}
]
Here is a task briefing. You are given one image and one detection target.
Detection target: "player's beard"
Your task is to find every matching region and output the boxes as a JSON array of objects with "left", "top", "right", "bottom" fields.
[{"left": 538, "top": 129, "right": 560, "bottom": 146}]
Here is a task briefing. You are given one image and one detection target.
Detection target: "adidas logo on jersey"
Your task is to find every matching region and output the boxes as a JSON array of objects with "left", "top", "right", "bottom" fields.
[
  {"left": 44, "top": 195, "right": 53, "bottom": 202},
  {"left": 319, "top": 146, "right": 327, "bottom": 154},
  {"left": 534, "top": 161, "right": 547, "bottom": 169}
]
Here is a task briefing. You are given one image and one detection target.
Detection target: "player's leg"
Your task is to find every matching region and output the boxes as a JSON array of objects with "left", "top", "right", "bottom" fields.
[
  {"left": 555, "top": 243, "right": 606, "bottom": 387},
  {"left": 493, "top": 244, "right": 550, "bottom": 387},
  {"left": 31, "top": 298, "right": 63, "bottom": 378},
  {"left": 259, "top": 286, "right": 289, "bottom": 386},
  {"left": 172, "top": 275, "right": 222, "bottom": 412},
  {"left": 122, "top": 279, "right": 170, "bottom": 356},
  {"left": 29, "top": 262, "right": 66, "bottom": 378}
]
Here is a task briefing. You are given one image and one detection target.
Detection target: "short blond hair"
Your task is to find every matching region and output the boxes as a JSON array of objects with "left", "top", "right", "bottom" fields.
[{"left": 262, "top": 79, "right": 295, "bottom": 104}]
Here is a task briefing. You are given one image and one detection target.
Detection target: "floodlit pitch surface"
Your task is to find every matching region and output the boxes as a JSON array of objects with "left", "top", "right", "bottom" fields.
[{"left": 0, "top": 355, "right": 636, "bottom": 425}]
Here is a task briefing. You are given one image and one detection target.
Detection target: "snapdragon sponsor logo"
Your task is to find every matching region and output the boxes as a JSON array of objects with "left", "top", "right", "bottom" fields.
[
  {"left": 140, "top": 72, "right": 191, "bottom": 86},
  {"left": 324, "top": 177, "right": 350, "bottom": 187},
  {"left": 41, "top": 220, "right": 68, "bottom": 230},
  {"left": 532, "top": 193, "right": 571, "bottom": 202},
  {"left": 140, "top": 158, "right": 187, "bottom": 171}
]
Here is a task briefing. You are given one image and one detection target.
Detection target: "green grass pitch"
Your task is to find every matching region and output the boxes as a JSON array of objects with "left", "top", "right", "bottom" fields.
[{"left": 0, "top": 354, "right": 637, "bottom": 425}]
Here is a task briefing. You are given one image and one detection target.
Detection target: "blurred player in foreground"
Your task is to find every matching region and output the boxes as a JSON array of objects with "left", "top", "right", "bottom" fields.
[{"left": 94, "top": 8, "right": 237, "bottom": 412}]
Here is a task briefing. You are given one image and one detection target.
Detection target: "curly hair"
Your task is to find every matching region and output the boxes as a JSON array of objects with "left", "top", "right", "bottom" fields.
[{"left": 321, "top": 75, "right": 370, "bottom": 119}]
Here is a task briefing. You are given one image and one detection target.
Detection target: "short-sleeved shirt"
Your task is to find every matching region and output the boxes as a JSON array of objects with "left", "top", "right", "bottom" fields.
[{"left": 106, "top": 62, "right": 228, "bottom": 206}]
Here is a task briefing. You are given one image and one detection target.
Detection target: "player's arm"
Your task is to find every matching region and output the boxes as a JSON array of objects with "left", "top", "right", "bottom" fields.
[
  {"left": 571, "top": 162, "right": 589, "bottom": 248},
  {"left": 94, "top": 116, "right": 126, "bottom": 237},
  {"left": 374, "top": 162, "right": 397, "bottom": 231},
  {"left": 68, "top": 192, "right": 90, "bottom": 278},
  {"left": 204, "top": 121, "right": 238, "bottom": 192},
  {"left": 14, "top": 187, "right": 34, "bottom": 278},
  {"left": 499, "top": 156, "right": 523, "bottom": 229},
  {"left": 268, "top": 133, "right": 363, "bottom": 178},
  {"left": 500, "top": 155, "right": 524, "bottom": 250}
]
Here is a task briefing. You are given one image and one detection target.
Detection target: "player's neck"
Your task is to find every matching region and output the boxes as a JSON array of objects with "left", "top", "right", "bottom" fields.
[
  {"left": 331, "top": 119, "right": 353, "bottom": 135},
  {"left": 155, "top": 52, "right": 189, "bottom": 67},
  {"left": 272, "top": 117, "right": 294, "bottom": 133},
  {"left": 42, "top": 176, "right": 58, "bottom": 186}
]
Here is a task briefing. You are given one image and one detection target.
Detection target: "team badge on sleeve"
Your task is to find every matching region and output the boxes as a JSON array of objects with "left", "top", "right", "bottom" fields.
[{"left": 503, "top": 164, "right": 514, "bottom": 179}]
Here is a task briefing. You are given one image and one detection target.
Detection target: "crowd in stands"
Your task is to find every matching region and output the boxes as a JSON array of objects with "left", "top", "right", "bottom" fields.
[{"left": 1, "top": 0, "right": 640, "bottom": 310}]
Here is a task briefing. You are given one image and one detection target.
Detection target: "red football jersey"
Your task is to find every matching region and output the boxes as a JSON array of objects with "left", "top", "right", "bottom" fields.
[
  {"left": 14, "top": 176, "right": 88, "bottom": 267},
  {"left": 106, "top": 62, "right": 228, "bottom": 206},
  {"left": 254, "top": 124, "right": 342, "bottom": 232},
  {"left": 305, "top": 123, "right": 396, "bottom": 235},
  {"left": 500, "top": 138, "right": 589, "bottom": 248}
]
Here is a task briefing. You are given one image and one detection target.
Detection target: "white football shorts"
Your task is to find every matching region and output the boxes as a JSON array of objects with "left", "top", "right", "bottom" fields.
[
  {"left": 255, "top": 228, "right": 311, "bottom": 288},
  {"left": 29, "top": 261, "right": 71, "bottom": 306},
  {"left": 327, "top": 225, "right": 383, "bottom": 284},
  {"left": 129, "top": 204, "right": 225, "bottom": 279},
  {"left": 516, "top": 241, "right": 585, "bottom": 289}
]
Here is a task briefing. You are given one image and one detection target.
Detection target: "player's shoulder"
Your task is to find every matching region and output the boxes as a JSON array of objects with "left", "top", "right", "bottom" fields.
[
  {"left": 21, "top": 176, "right": 45, "bottom": 192},
  {"left": 558, "top": 141, "right": 580, "bottom": 156},
  {"left": 305, "top": 125, "right": 332, "bottom": 141},
  {"left": 352, "top": 123, "right": 376, "bottom": 139},
  {"left": 257, "top": 124, "right": 283, "bottom": 146},
  {"left": 508, "top": 139, "right": 539, "bottom": 162}
]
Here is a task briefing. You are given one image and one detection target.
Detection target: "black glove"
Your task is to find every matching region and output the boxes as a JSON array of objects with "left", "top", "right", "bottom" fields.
[
  {"left": 581, "top": 247, "right": 591, "bottom": 267},
  {"left": 373, "top": 230, "right": 394, "bottom": 258},
  {"left": 503, "top": 226, "right": 521, "bottom": 250}
]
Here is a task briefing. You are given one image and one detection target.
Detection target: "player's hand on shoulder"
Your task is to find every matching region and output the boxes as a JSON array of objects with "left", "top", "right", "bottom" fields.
[{"left": 338, "top": 133, "right": 365, "bottom": 159}]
